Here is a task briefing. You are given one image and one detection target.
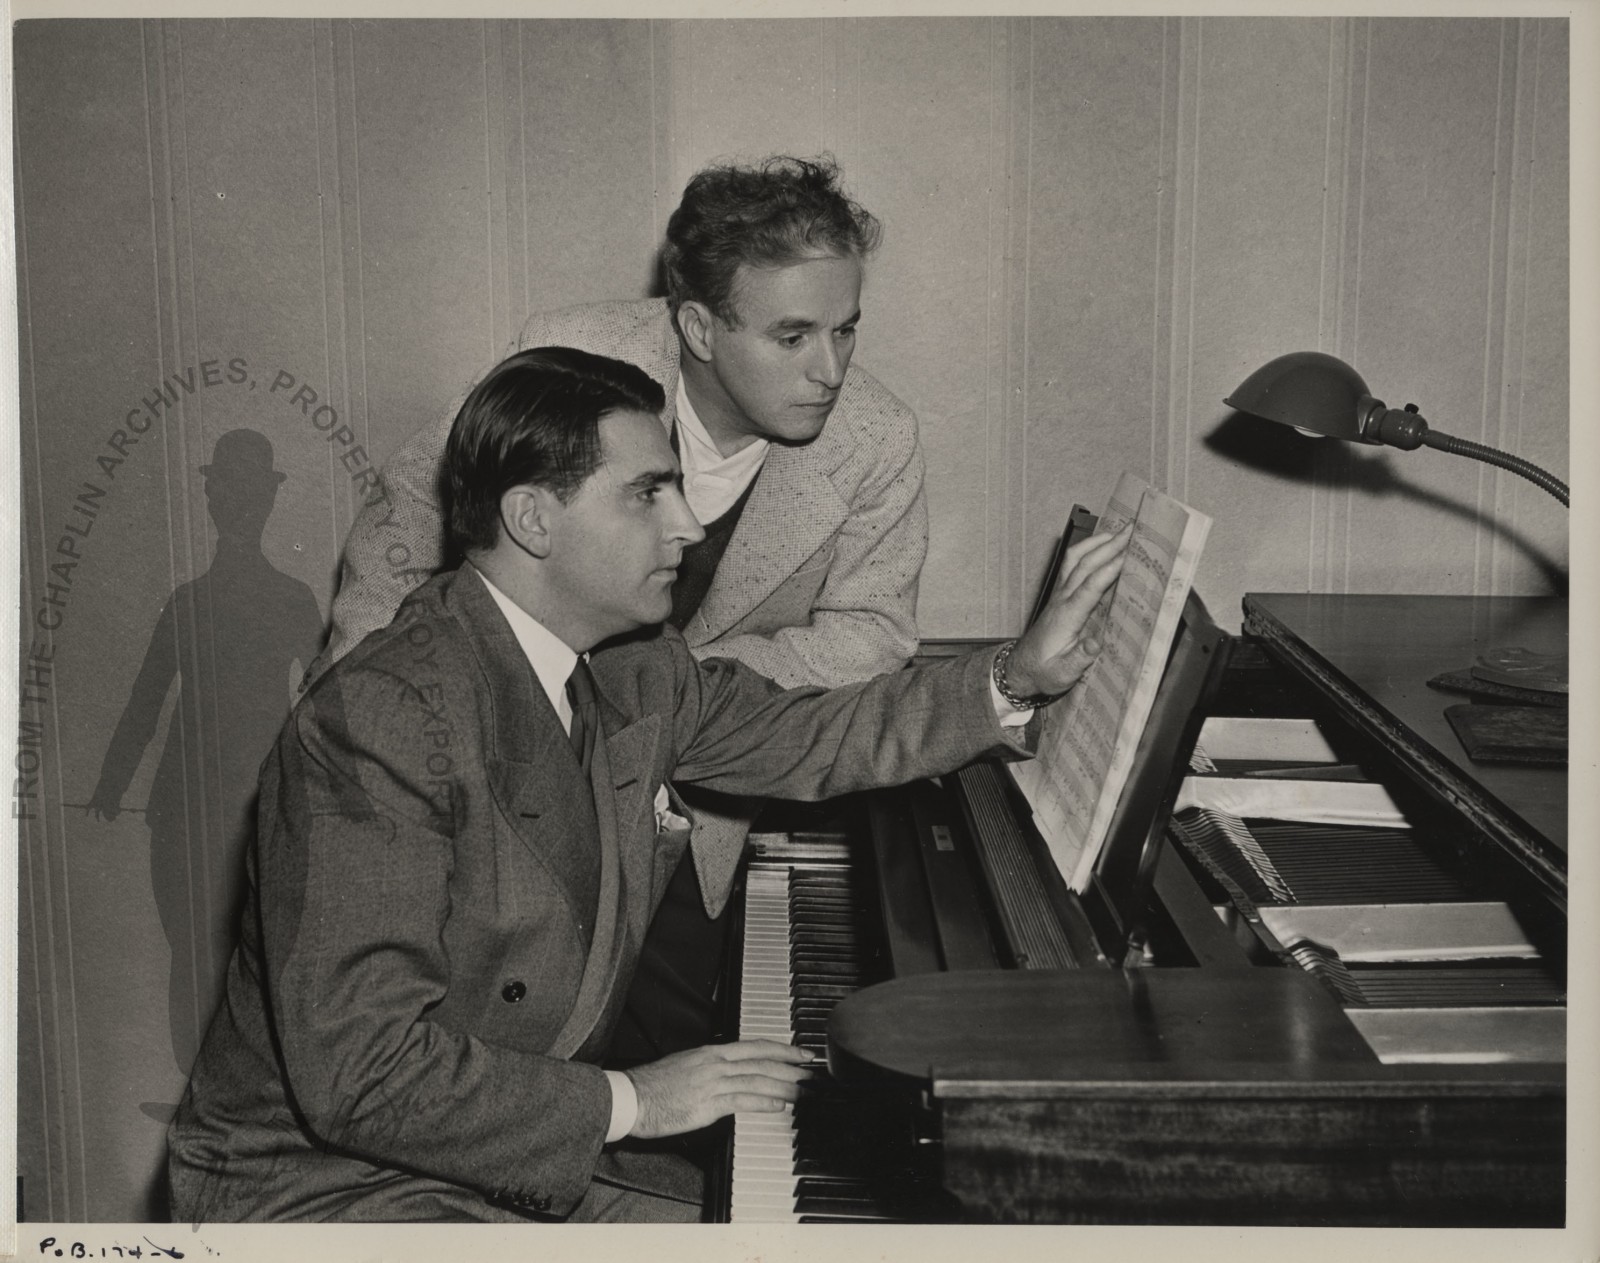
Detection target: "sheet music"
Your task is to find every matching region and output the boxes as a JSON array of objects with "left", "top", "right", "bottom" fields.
[{"left": 1010, "top": 473, "right": 1211, "bottom": 892}]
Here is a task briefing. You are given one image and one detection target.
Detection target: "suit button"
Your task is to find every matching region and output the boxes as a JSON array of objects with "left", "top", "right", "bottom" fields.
[
  {"left": 501, "top": 980, "right": 526, "bottom": 1003},
  {"left": 534, "top": 1196, "right": 552, "bottom": 1212}
]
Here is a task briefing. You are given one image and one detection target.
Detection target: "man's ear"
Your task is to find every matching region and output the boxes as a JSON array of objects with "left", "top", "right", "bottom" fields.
[
  {"left": 498, "top": 485, "right": 557, "bottom": 559},
  {"left": 675, "top": 300, "right": 718, "bottom": 365}
]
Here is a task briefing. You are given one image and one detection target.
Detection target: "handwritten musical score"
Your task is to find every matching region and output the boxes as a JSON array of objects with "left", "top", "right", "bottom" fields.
[{"left": 1010, "top": 472, "right": 1210, "bottom": 892}]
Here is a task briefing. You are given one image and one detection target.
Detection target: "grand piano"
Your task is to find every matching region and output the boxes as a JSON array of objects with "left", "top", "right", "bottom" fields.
[{"left": 714, "top": 591, "right": 1568, "bottom": 1226}]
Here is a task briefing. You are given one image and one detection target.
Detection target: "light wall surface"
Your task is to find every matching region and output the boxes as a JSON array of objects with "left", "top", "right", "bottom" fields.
[{"left": 12, "top": 16, "right": 1570, "bottom": 1221}]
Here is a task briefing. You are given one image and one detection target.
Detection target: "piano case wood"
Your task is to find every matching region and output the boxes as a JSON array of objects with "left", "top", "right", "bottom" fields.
[{"left": 720, "top": 593, "right": 1567, "bottom": 1226}]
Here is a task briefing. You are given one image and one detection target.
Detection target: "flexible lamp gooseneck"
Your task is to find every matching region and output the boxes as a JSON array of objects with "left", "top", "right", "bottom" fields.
[{"left": 1225, "top": 352, "right": 1569, "bottom": 507}]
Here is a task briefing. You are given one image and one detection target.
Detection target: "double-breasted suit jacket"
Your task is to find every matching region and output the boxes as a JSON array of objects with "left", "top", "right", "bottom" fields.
[
  {"left": 169, "top": 566, "right": 1026, "bottom": 1222},
  {"left": 319, "top": 299, "right": 930, "bottom": 912}
]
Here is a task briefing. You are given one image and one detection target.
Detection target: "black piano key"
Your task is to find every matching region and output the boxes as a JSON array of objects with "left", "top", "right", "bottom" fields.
[
  {"left": 795, "top": 1194, "right": 892, "bottom": 1218},
  {"left": 792, "top": 971, "right": 864, "bottom": 987},
  {"left": 791, "top": 961, "right": 860, "bottom": 977},
  {"left": 797, "top": 1214, "right": 897, "bottom": 1224},
  {"left": 790, "top": 925, "right": 860, "bottom": 940},
  {"left": 792, "top": 983, "right": 857, "bottom": 1001}
]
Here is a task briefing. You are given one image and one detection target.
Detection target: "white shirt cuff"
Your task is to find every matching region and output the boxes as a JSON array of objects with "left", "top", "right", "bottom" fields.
[
  {"left": 604, "top": 1069, "right": 639, "bottom": 1143},
  {"left": 989, "top": 674, "right": 1035, "bottom": 728}
]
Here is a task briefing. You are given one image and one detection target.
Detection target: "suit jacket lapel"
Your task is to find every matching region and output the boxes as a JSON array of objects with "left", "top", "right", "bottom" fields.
[
  {"left": 689, "top": 422, "right": 853, "bottom": 646},
  {"left": 547, "top": 722, "right": 631, "bottom": 1060},
  {"left": 547, "top": 695, "right": 660, "bottom": 1059},
  {"left": 600, "top": 715, "right": 664, "bottom": 946},
  {"left": 453, "top": 566, "right": 667, "bottom": 1061},
  {"left": 449, "top": 570, "right": 601, "bottom": 932}
]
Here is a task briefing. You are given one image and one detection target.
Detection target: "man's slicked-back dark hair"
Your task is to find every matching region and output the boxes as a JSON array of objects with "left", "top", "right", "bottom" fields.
[
  {"left": 446, "top": 345, "right": 666, "bottom": 553},
  {"left": 662, "top": 154, "right": 881, "bottom": 326}
]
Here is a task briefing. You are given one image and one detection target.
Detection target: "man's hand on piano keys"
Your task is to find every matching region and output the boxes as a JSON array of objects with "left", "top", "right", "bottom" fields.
[
  {"left": 1004, "top": 524, "right": 1131, "bottom": 702},
  {"left": 621, "top": 1040, "right": 817, "bottom": 1139}
]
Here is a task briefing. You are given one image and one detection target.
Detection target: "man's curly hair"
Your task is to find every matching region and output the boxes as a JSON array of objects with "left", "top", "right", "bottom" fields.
[{"left": 661, "top": 155, "right": 881, "bottom": 326}]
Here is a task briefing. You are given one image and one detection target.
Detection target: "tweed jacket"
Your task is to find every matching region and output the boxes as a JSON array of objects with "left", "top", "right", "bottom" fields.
[
  {"left": 324, "top": 299, "right": 926, "bottom": 684},
  {"left": 167, "top": 567, "right": 1024, "bottom": 1223},
  {"left": 319, "top": 299, "right": 928, "bottom": 911}
]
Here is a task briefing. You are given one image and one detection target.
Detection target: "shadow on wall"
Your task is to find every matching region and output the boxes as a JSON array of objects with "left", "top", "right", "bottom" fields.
[
  {"left": 86, "top": 430, "right": 326, "bottom": 1081},
  {"left": 1203, "top": 412, "right": 1569, "bottom": 595}
]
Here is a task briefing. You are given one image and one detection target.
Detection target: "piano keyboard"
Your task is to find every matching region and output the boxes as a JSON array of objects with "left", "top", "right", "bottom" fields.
[
  {"left": 729, "top": 865, "right": 803, "bottom": 1222},
  {"left": 727, "top": 845, "right": 935, "bottom": 1224}
]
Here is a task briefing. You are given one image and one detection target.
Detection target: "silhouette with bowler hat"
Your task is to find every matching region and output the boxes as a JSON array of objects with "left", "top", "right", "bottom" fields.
[{"left": 89, "top": 429, "right": 325, "bottom": 1079}]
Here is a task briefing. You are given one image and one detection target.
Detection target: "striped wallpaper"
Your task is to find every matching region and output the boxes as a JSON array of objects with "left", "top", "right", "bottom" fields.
[{"left": 13, "top": 16, "right": 1569, "bottom": 1220}]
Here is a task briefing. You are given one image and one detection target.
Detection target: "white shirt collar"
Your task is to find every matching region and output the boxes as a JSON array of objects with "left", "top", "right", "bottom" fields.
[
  {"left": 676, "top": 376, "right": 768, "bottom": 523},
  {"left": 471, "top": 565, "right": 580, "bottom": 734}
]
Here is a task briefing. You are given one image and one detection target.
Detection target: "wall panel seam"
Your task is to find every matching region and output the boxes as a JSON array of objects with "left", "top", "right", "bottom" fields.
[
  {"left": 171, "top": 20, "right": 224, "bottom": 1009},
  {"left": 517, "top": 22, "right": 530, "bottom": 335},
  {"left": 1343, "top": 20, "right": 1375, "bottom": 592},
  {"left": 1019, "top": 17, "right": 1036, "bottom": 616},
  {"left": 312, "top": 21, "right": 336, "bottom": 556},
  {"left": 314, "top": 20, "right": 349, "bottom": 551},
  {"left": 482, "top": 23, "right": 494, "bottom": 359},
  {"left": 1148, "top": 17, "right": 1169, "bottom": 502},
  {"left": 346, "top": 25, "right": 372, "bottom": 455},
  {"left": 1476, "top": 20, "right": 1517, "bottom": 593},
  {"left": 12, "top": 82, "right": 63, "bottom": 1223},
  {"left": 1180, "top": 19, "right": 1204, "bottom": 504},
  {"left": 983, "top": 17, "right": 995, "bottom": 633}
]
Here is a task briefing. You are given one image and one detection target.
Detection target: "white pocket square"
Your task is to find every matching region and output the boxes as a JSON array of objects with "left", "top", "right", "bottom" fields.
[{"left": 653, "top": 784, "right": 692, "bottom": 833}]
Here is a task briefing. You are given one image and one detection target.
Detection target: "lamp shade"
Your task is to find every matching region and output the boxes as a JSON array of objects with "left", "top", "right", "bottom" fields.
[{"left": 1224, "top": 351, "right": 1376, "bottom": 442}]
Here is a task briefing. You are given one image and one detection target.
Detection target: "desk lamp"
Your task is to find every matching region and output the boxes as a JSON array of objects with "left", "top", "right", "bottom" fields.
[{"left": 1225, "top": 352, "right": 1569, "bottom": 506}]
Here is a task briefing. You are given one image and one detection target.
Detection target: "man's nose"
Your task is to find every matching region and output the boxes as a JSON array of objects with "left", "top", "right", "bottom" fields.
[
  {"left": 669, "top": 492, "right": 706, "bottom": 546},
  {"left": 809, "top": 338, "right": 846, "bottom": 390}
]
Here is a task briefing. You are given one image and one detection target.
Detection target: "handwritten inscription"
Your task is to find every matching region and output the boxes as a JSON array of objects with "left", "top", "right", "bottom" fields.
[{"left": 36, "top": 1238, "right": 189, "bottom": 1259}]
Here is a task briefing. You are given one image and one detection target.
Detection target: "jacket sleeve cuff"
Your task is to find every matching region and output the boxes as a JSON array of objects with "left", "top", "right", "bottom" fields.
[
  {"left": 988, "top": 671, "right": 1035, "bottom": 728},
  {"left": 961, "top": 647, "right": 1037, "bottom": 756}
]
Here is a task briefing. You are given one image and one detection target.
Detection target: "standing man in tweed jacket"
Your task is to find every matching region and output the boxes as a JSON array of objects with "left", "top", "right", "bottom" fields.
[{"left": 317, "top": 156, "right": 926, "bottom": 1075}]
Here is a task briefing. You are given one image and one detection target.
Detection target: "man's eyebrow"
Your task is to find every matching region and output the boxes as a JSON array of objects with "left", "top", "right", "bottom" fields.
[
  {"left": 765, "top": 309, "right": 861, "bottom": 335},
  {"left": 622, "top": 467, "right": 680, "bottom": 491}
]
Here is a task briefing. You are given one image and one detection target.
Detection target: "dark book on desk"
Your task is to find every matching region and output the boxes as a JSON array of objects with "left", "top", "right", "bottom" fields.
[
  {"left": 1470, "top": 646, "right": 1567, "bottom": 696},
  {"left": 1444, "top": 704, "right": 1567, "bottom": 766},
  {"left": 1427, "top": 669, "right": 1566, "bottom": 708}
]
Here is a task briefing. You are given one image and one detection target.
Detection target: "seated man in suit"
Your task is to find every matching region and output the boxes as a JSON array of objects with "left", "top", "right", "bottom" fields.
[
  {"left": 319, "top": 155, "right": 929, "bottom": 1077},
  {"left": 167, "top": 346, "right": 1125, "bottom": 1223}
]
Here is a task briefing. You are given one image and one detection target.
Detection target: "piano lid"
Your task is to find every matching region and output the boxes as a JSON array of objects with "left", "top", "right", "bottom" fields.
[{"left": 1243, "top": 594, "right": 1567, "bottom": 905}]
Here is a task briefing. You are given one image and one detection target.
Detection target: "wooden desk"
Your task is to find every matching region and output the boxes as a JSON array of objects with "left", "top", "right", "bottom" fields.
[{"left": 1242, "top": 593, "right": 1568, "bottom": 910}]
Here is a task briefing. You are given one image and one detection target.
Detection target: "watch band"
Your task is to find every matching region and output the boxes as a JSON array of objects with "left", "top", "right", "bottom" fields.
[{"left": 992, "top": 638, "right": 1066, "bottom": 709}]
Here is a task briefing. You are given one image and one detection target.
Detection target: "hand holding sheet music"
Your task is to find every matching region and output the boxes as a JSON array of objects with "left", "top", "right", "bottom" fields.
[
  {"left": 1003, "top": 525, "right": 1131, "bottom": 699},
  {"left": 1010, "top": 473, "right": 1211, "bottom": 893}
]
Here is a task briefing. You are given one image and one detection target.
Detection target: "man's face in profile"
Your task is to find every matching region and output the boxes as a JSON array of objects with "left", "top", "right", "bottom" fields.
[
  {"left": 707, "top": 252, "right": 864, "bottom": 446},
  {"left": 538, "top": 408, "right": 706, "bottom": 642}
]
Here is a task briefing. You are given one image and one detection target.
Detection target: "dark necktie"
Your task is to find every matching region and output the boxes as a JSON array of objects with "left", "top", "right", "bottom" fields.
[{"left": 565, "top": 658, "right": 598, "bottom": 778}]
